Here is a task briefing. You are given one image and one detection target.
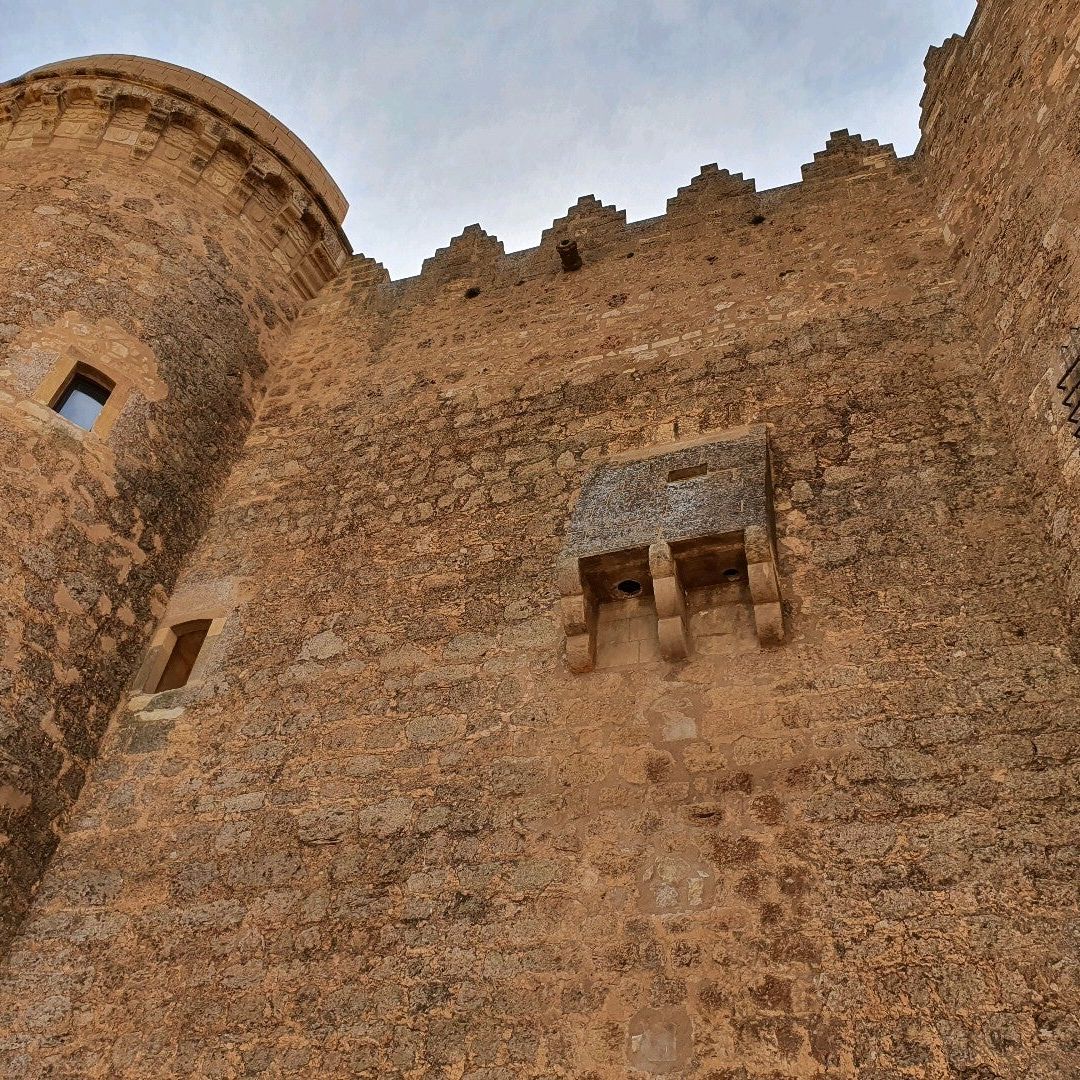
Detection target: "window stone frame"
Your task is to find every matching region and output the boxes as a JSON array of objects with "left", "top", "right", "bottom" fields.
[{"left": 34, "top": 355, "right": 132, "bottom": 439}]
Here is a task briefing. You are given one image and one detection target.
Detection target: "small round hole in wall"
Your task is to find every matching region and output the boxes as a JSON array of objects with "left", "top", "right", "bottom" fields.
[
  {"left": 722, "top": 567, "right": 742, "bottom": 581},
  {"left": 464, "top": 285, "right": 481, "bottom": 298},
  {"left": 750, "top": 214, "right": 766, "bottom": 226},
  {"left": 616, "top": 579, "right": 643, "bottom": 598}
]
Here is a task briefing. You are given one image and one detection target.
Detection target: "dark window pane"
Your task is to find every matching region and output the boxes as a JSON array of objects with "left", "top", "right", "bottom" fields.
[{"left": 54, "top": 372, "right": 111, "bottom": 431}]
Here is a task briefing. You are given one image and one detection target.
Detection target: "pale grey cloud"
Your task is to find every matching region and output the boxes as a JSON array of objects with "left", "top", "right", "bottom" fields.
[{"left": 0, "top": 0, "right": 975, "bottom": 276}]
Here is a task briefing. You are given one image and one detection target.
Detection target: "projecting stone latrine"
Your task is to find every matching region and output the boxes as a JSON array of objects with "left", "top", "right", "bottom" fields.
[{"left": 0, "top": 3, "right": 1077, "bottom": 1076}]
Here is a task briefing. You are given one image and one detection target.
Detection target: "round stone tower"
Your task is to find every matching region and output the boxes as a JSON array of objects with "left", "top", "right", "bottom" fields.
[{"left": 0, "top": 56, "right": 349, "bottom": 947}]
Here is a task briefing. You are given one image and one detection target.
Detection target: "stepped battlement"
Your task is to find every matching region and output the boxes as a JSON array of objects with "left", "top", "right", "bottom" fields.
[{"left": 337, "top": 127, "right": 909, "bottom": 309}]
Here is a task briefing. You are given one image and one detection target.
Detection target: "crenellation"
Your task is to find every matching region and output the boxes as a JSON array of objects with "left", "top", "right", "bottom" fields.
[
  {"left": 799, "top": 129, "right": 899, "bottom": 183},
  {"left": 539, "top": 193, "right": 629, "bottom": 262},
  {"left": 418, "top": 222, "right": 507, "bottom": 288},
  {"left": 666, "top": 163, "right": 758, "bottom": 218},
  {"left": 342, "top": 253, "right": 392, "bottom": 294},
  {"left": 369, "top": 156, "right": 922, "bottom": 306}
]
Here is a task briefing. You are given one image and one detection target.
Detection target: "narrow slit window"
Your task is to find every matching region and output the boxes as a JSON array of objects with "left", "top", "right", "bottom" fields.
[
  {"left": 667, "top": 463, "right": 709, "bottom": 483},
  {"left": 52, "top": 369, "right": 113, "bottom": 431},
  {"left": 154, "top": 619, "right": 212, "bottom": 692}
]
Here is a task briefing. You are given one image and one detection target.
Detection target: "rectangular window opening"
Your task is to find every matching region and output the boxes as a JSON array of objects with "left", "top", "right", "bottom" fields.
[
  {"left": 667, "top": 463, "right": 709, "bottom": 483},
  {"left": 154, "top": 619, "right": 212, "bottom": 693},
  {"left": 52, "top": 369, "right": 113, "bottom": 431}
]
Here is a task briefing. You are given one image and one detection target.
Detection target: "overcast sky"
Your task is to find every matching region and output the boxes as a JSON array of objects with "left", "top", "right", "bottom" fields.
[{"left": 2, "top": 0, "right": 975, "bottom": 277}]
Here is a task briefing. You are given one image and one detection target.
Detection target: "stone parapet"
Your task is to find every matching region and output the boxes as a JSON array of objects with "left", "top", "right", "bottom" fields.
[{"left": 0, "top": 55, "right": 350, "bottom": 299}]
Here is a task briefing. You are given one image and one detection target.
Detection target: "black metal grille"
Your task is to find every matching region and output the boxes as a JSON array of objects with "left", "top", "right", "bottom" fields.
[{"left": 1058, "top": 335, "right": 1080, "bottom": 438}]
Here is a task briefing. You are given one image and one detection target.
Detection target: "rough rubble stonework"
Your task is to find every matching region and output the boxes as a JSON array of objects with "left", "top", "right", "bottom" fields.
[{"left": 0, "top": 3, "right": 1078, "bottom": 1077}]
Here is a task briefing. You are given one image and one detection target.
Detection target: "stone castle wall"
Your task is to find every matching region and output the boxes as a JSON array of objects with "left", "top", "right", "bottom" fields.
[
  {"left": 0, "top": 2, "right": 1078, "bottom": 1077},
  {"left": 920, "top": 0, "right": 1080, "bottom": 609}
]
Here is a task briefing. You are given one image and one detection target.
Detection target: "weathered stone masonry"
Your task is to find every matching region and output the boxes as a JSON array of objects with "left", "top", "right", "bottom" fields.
[
  {"left": 0, "top": 3, "right": 1078, "bottom": 1077},
  {"left": 920, "top": 1, "right": 1080, "bottom": 609}
]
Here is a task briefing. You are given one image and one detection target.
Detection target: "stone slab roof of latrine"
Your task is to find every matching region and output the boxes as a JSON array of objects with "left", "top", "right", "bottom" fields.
[{"left": 7, "top": 54, "right": 347, "bottom": 224}]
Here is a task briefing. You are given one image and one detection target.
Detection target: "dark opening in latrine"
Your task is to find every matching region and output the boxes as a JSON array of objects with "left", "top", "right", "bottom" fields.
[{"left": 668, "top": 463, "right": 709, "bottom": 483}]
